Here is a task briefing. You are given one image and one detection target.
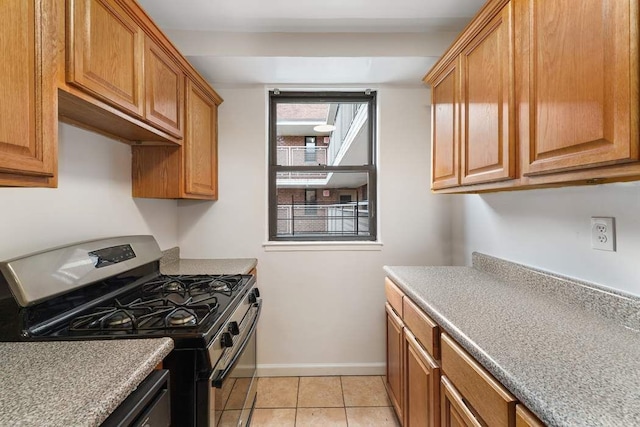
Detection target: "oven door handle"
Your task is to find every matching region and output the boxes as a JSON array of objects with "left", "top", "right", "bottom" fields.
[{"left": 211, "top": 300, "right": 262, "bottom": 388}]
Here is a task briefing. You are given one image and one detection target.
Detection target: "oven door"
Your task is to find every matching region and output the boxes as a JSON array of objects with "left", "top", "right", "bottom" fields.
[{"left": 209, "top": 299, "right": 261, "bottom": 427}]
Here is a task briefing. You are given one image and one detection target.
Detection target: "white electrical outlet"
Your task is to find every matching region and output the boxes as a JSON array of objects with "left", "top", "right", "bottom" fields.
[{"left": 591, "top": 217, "right": 616, "bottom": 251}]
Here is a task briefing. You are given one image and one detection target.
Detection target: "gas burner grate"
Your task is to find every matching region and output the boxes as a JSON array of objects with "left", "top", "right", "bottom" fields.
[
  {"left": 142, "top": 274, "right": 243, "bottom": 297},
  {"left": 69, "top": 295, "right": 220, "bottom": 333}
]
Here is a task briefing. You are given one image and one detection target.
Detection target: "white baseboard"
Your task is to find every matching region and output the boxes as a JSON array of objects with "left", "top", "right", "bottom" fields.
[{"left": 257, "top": 362, "right": 385, "bottom": 377}]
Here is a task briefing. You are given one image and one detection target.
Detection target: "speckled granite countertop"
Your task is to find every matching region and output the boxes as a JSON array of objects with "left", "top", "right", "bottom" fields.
[
  {"left": 384, "top": 254, "right": 640, "bottom": 427},
  {"left": 159, "top": 247, "right": 257, "bottom": 275},
  {"left": 0, "top": 338, "right": 173, "bottom": 427}
]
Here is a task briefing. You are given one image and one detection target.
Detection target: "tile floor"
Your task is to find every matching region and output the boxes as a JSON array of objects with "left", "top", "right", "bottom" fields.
[{"left": 219, "top": 376, "right": 401, "bottom": 427}]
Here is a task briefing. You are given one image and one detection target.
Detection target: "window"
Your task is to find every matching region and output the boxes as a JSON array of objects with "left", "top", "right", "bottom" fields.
[{"left": 269, "top": 91, "right": 377, "bottom": 241}]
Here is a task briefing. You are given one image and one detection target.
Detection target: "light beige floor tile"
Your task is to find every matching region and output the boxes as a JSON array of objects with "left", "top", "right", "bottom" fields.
[
  {"left": 250, "top": 408, "right": 297, "bottom": 427},
  {"left": 346, "top": 407, "right": 401, "bottom": 427},
  {"left": 341, "top": 376, "right": 391, "bottom": 407},
  {"left": 217, "top": 409, "right": 242, "bottom": 427},
  {"left": 295, "top": 408, "right": 347, "bottom": 427},
  {"left": 256, "top": 377, "right": 299, "bottom": 408},
  {"left": 297, "top": 376, "right": 344, "bottom": 408}
]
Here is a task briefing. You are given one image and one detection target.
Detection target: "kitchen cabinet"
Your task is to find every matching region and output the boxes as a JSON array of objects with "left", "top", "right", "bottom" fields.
[
  {"left": 516, "top": 405, "right": 544, "bottom": 427},
  {"left": 516, "top": 0, "right": 637, "bottom": 176},
  {"left": 144, "top": 35, "right": 184, "bottom": 139},
  {"left": 441, "top": 333, "right": 517, "bottom": 427},
  {"left": 385, "top": 276, "right": 538, "bottom": 427},
  {"left": 66, "top": 0, "right": 145, "bottom": 117},
  {"left": 132, "top": 78, "right": 220, "bottom": 200},
  {"left": 460, "top": 1, "right": 515, "bottom": 185},
  {"left": 385, "top": 303, "right": 404, "bottom": 423},
  {"left": 404, "top": 329, "right": 440, "bottom": 427},
  {"left": 424, "top": 0, "right": 640, "bottom": 193},
  {"left": 441, "top": 376, "right": 483, "bottom": 427},
  {"left": 0, "top": 0, "right": 58, "bottom": 187},
  {"left": 430, "top": 60, "right": 460, "bottom": 190},
  {"left": 184, "top": 79, "right": 218, "bottom": 198}
]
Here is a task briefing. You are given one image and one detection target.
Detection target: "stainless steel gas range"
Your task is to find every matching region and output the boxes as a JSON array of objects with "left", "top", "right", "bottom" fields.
[{"left": 0, "top": 235, "right": 261, "bottom": 427}]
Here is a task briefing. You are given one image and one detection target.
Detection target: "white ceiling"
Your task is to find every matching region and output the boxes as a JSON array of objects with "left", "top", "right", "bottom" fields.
[{"left": 137, "top": 0, "right": 485, "bottom": 85}]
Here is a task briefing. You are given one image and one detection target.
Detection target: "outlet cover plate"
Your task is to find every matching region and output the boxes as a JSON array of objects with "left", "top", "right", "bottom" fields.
[{"left": 591, "top": 217, "right": 615, "bottom": 251}]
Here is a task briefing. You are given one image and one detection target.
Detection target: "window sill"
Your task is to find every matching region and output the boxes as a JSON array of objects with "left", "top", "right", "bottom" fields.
[{"left": 263, "top": 241, "right": 384, "bottom": 252}]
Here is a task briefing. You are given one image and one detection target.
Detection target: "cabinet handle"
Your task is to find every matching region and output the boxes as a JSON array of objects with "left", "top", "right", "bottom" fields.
[
  {"left": 385, "top": 302, "right": 404, "bottom": 327},
  {"left": 405, "top": 329, "right": 438, "bottom": 369},
  {"left": 442, "top": 376, "right": 484, "bottom": 427}
]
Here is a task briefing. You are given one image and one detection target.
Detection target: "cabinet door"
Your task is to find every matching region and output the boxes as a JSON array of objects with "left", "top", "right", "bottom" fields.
[
  {"left": 431, "top": 59, "right": 460, "bottom": 189},
  {"left": 460, "top": 2, "right": 515, "bottom": 185},
  {"left": 67, "top": 0, "right": 144, "bottom": 116},
  {"left": 405, "top": 330, "right": 440, "bottom": 427},
  {"left": 385, "top": 303, "right": 403, "bottom": 423},
  {"left": 441, "top": 376, "right": 483, "bottom": 427},
  {"left": 144, "top": 35, "right": 184, "bottom": 139},
  {"left": 184, "top": 80, "right": 218, "bottom": 198},
  {"left": 0, "top": 0, "right": 56, "bottom": 181},
  {"left": 517, "top": 0, "right": 638, "bottom": 175}
]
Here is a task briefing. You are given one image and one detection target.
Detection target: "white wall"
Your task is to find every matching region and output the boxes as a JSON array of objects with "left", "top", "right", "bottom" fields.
[
  {"left": 0, "top": 123, "right": 178, "bottom": 261},
  {"left": 178, "top": 86, "right": 452, "bottom": 375},
  {"left": 451, "top": 183, "right": 640, "bottom": 296}
]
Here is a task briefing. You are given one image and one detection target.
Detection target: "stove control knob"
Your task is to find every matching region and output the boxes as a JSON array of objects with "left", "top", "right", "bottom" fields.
[
  {"left": 228, "top": 321, "right": 240, "bottom": 336},
  {"left": 253, "top": 288, "right": 261, "bottom": 298},
  {"left": 221, "top": 332, "right": 233, "bottom": 348},
  {"left": 248, "top": 292, "right": 257, "bottom": 304}
]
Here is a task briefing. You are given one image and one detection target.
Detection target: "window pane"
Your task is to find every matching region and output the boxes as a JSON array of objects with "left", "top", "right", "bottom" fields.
[
  {"left": 275, "top": 172, "right": 371, "bottom": 238},
  {"left": 276, "top": 102, "right": 369, "bottom": 166}
]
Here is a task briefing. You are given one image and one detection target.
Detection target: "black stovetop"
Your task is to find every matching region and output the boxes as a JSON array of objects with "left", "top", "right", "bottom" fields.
[{"left": 0, "top": 263, "right": 254, "bottom": 349}]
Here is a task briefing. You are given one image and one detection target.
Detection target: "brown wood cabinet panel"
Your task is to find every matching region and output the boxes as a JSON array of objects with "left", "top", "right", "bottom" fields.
[
  {"left": 431, "top": 60, "right": 460, "bottom": 189},
  {"left": 0, "top": 0, "right": 57, "bottom": 186},
  {"left": 385, "top": 277, "right": 404, "bottom": 317},
  {"left": 516, "top": 405, "right": 545, "bottom": 427},
  {"left": 441, "top": 376, "right": 484, "bottom": 427},
  {"left": 403, "top": 296, "right": 439, "bottom": 359},
  {"left": 517, "top": 0, "right": 638, "bottom": 176},
  {"left": 404, "top": 329, "right": 440, "bottom": 427},
  {"left": 385, "top": 303, "right": 404, "bottom": 423},
  {"left": 460, "top": 2, "right": 515, "bottom": 185},
  {"left": 184, "top": 80, "right": 218, "bottom": 198},
  {"left": 441, "top": 334, "right": 516, "bottom": 427},
  {"left": 67, "top": 0, "right": 144, "bottom": 117},
  {"left": 144, "top": 35, "right": 184, "bottom": 139}
]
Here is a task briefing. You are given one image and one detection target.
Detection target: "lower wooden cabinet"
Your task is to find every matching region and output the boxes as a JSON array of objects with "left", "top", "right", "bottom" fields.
[
  {"left": 516, "top": 405, "right": 544, "bottom": 427},
  {"left": 384, "top": 276, "right": 544, "bottom": 427},
  {"left": 385, "top": 303, "right": 404, "bottom": 423},
  {"left": 404, "top": 329, "right": 440, "bottom": 427},
  {"left": 441, "top": 376, "right": 483, "bottom": 427}
]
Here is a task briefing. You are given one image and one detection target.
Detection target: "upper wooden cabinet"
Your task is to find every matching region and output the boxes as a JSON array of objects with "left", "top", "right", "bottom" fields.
[
  {"left": 184, "top": 80, "right": 218, "bottom": 198},
  {"left": 132, "top": 78, "right": 220, "bottom": 200},
  {"left": 67, "top": 0, "right": 145, "bottom": 117},
  {"left": 431, "top": 60, "right": 460, "bottom": 190},
  {"left": 144, "top": 35, "right": 184, "bottom": 139},
  {"left": 0, "top": 0, "right": 58, "bottom": 187},
  {"left": 516, "top": 0, "right": 638, "bottom": 176},
  {"left": 424, "top": 0, "right": 640, "bottom": 193},
  {"left": 460, "top": 2, "right": 515, "bottom": 185}
]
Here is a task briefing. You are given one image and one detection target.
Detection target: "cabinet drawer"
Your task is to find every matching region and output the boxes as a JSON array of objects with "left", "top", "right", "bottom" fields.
[
  {"left": 385, "top": 277, "right": 404, "bottom": 317},
  {"left": 516, "top": 405, "right": 544, "bottom": 427},
  {"left": 403, "top": 297, "right": 439, "bottom": 359},
  {"left": 441, "top": 333, "right": 516, "bottom": 427}
]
